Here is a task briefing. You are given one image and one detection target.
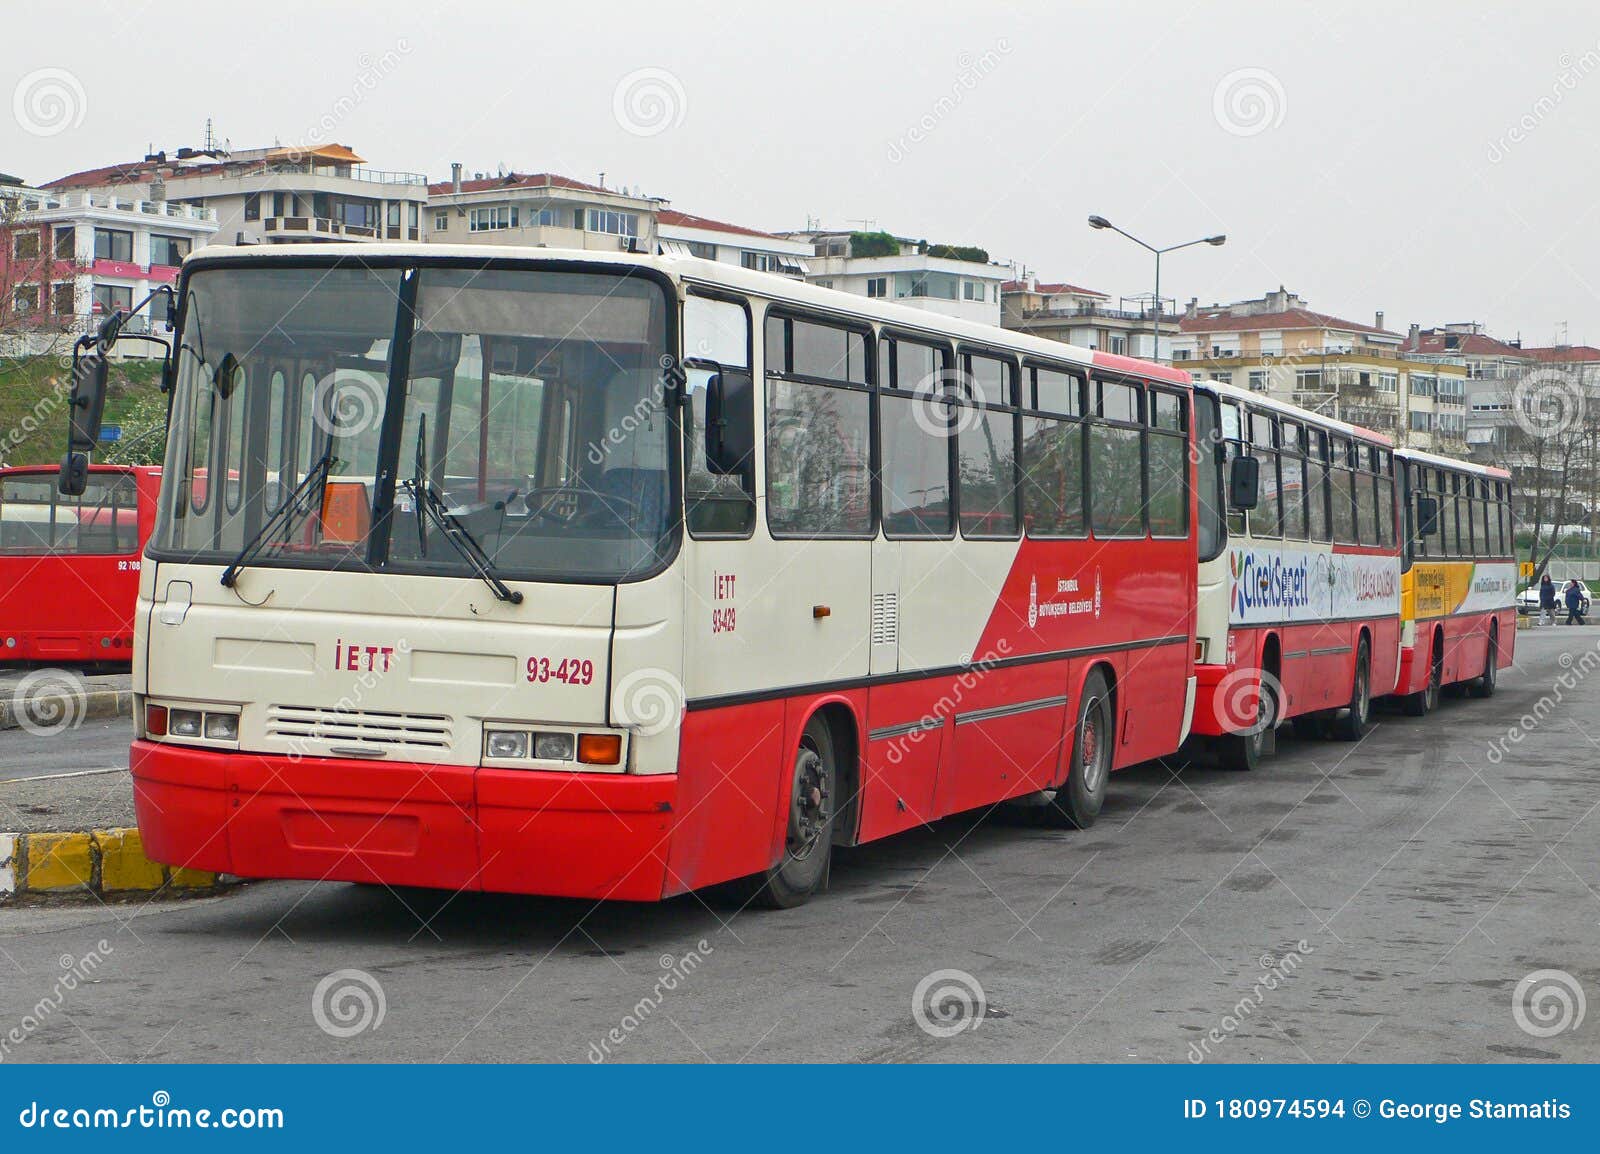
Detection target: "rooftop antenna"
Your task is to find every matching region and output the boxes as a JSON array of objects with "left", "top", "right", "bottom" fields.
[
  {"left": 598, "top": 171, "right": 606, "bottom": 190},
  {"left": 848, "top": 217, "right": 877, "bottom": 232},
  {"left": 203, "top": 117, "right": 215, "bottom": 151}
]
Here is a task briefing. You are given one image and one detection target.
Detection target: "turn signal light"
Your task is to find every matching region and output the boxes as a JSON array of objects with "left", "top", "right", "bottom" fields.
[
  {"left": 577, "top": 733, "right": 623, "bottom": 766},
  {"left": 145, "top": 704, "right": 168, "bottom": 737}
]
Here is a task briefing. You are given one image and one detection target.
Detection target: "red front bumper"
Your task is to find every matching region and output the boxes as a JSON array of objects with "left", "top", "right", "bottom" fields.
[{"left": 131, "top": 740, "right": 677, "bottom": 901}]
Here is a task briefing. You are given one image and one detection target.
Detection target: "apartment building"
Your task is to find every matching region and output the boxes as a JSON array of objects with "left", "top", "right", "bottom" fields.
[
  {"left": 781, "top": 229, "right": 1007, "bottom": 325},
  {"left": 1170, "top": 287, "right": 1469, "bottom": 453},
  {"left": 424, "top": 169, "right": 659, "bottom": 253},
  {"left": 44, "top": 142, "right": 428, "bottom": 246},
  {"left": 657, "top": 209, "right": 809, "bottom": 276},
  {"left": 2, "top": 173, "right": 218, "bottom": 354},
  {"left": 1001, "top": 275, "right": 1169, "bottom": 359}
]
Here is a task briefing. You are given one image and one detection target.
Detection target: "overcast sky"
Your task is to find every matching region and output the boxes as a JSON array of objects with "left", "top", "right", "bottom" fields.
[{"left": 8, "top": 0, "right": 1600, "bottom": 344}]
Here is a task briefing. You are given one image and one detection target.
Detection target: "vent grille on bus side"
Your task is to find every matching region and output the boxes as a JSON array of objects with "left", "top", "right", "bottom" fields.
[
  {"left": 266, "top": 705, "right": 454, "bottom": 752},
  {"left": 871, "top": 593, "right": 898, "bottom": 646}
]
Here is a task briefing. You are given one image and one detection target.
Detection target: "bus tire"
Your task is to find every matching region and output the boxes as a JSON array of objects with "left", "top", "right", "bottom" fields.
[
  {"left": 1216, "top": 675, "right": 1277, "bottom": 771},
  {"left": 1331, "top": 638, "right": 1372, "bottom": 741},
  {"left": 1402, "top": 633, "right": 1443, "bottom": 717},
  {"left": 749, "top": 715, "right": 837, "bottom": 909},
  {"left": 1042, "top": 670, "right": 1113, "bottom": 829},
  {"left": 1468, "top": 623, "right": 1499, "bottom": 698}
]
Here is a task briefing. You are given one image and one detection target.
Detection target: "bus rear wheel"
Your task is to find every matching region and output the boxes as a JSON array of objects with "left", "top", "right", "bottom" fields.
[
  {"left": 1217, "top": 675, "right": 1277, "bottom": 771},
  {"left": 1331, "top": 638, "right": 1372, "bottom": 741},
  {"left": 1468, "top": 624, "right": 1499, "bottom": 698},
  {"left": 748, "top": 715, "right": 837, "bottom": 909},
  {"left": 1041, "top": 670, "right": 1113, "bottom": 829},
  {"left": 1403, "top": 634, "right": 1443, "bottom": 717}
]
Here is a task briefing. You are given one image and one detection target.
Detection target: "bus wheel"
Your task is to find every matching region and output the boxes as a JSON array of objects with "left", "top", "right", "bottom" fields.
[
  {"left": 1331, "top": 638, "right": 1372, "bottom": 741},
  {"left": 1403, "top": 635, "right": 1444, "bottom": 717},
  {"left": 1468, "top": 624, "right": 1499, "bottom": 698},
  {"left": 1217, "top": 676, "right": 1276, "bottom": 771},
  {"left": 751, "top": 715, "right": 837, "bottom": 909},
  {"left": 1042, "top": 670, "right": 1113, "bottom": 829}
]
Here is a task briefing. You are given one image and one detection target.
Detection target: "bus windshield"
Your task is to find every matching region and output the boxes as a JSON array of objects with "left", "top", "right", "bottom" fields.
[{"left": 156, "top": 261, "right": 673, "bottom": 582}]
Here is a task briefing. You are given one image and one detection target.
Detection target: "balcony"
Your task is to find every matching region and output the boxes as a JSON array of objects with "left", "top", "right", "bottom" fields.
[
  {"left": 12, "top": 190, "right": 218, "bottom": 225},
  {"left": 261, "top": 216, "right": 418, "bottom": 242}
]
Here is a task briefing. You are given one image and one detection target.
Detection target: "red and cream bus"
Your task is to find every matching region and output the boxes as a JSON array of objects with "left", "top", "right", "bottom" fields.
[
  {"left": 69, "top": 244, "right": 1215, "bottom": 907},
  {"left": 0, "top": 463, "right": 158, "bottom": 665},
  {"left": 1391, "top": 449, "right": 1516, "bottom": 711},
  {"left": 1189, "top": 381, "right": 1402, "bottom": 769}
]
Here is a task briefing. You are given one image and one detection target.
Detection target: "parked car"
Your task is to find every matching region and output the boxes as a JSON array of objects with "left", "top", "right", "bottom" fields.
[{"left": 1518, "top": 579, "right": 1592, "bottom": 617}]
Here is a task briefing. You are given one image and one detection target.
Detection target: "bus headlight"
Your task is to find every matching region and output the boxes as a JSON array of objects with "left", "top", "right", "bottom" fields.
[
  {"left": 204, "top": 711, "right": 240, "bottom": 741},
  {"left": 485, "top": 730, "right": 530, "bottom": 759},
  {"left": 169, "top": 709, "right": 204, "bottom": 738},
  {"left": 534, "top": 732, "right": 576, "bottom": 761}
]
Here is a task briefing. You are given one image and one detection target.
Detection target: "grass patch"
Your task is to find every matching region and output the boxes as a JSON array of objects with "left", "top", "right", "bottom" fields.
[{"left": 0, "top": 356, "right": 164, "bottom": 466}]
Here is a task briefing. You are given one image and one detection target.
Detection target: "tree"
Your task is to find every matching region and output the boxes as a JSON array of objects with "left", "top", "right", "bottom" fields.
[{"left": 99, "top": 387, "right": 168, "bottom": 466}]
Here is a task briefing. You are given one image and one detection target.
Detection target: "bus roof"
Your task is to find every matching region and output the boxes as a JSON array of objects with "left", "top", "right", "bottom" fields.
[
  {"left": 1395, "top": 445, "right": 1510, "bottom": 479},
  {"left": 1191, "top": 375, "right": 1394, "bottom": 446},
  {"left": 182, "top": 243, "right": 1195, "bottom": 387}
]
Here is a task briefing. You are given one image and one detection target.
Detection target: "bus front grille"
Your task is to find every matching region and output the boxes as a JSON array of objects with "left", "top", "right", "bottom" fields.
[{"left": 266, "top": 705, "right": 454, "bottom": 753}]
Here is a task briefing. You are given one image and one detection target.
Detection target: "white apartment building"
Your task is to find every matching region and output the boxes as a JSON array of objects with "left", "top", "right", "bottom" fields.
[
  {"left": 1001, "top": 276, "right": 1171, "bottom": 360},
  {"left": 782, "top": 229, "right": 1007, "bottom": 325},
  {"left": 424, "top": 168, "right": 659, "bottom": 253},
  {"left": 657, "top": 209, "right": 808, "bottom": 277},
  {"left": 44, "top": 143, "right": 428, "bottom": 247}
]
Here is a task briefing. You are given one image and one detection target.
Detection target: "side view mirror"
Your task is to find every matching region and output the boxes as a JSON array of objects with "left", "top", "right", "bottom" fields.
[
  {"left": 1415, "top": 494, "right": 1439, "bottom": 538},
  {"left": 1228, "top": 454, "right": 1260, "bottom": 511},
  {"left": 705, "top": 368, "right": 754, "bottom": 475},
  {"left": 67, "top": 351, "right": 109, "bottom": 453},
  {"left": 59, "top": 451, "right": 90, "bottom": 497}
]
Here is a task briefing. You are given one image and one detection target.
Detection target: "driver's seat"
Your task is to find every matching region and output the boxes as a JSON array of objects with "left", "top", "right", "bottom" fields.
[{"left": 598, "top": 468, "right": 668, "bottom": 530}]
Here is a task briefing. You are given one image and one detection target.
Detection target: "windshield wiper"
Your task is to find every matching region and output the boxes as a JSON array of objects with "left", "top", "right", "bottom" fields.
[
  {"left": 220, "top": 452, "right": 337, "bottom": 589},
  {"left": 403, "top": 416, "right": 523, "bottom": 605}
]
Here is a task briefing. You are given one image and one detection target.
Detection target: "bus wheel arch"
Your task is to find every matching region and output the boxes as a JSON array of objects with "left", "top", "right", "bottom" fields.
[
  {"left": 810, "top": 701, "right": 862, "bottom": 847},
  {"left": 1331, "top": 631, "right": 1373, "bottom": 741},
  {"left": 1039, "top": 663, "right": 1115, "bottom": 828},
  {"left": 1217, "top": 636, "right": 1278, "bottom": 771},
  {"left": 1468, "top": 620, "right": 1499, "bottom": 698}
]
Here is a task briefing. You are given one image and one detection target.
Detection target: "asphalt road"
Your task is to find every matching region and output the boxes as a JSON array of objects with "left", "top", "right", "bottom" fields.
[
  {"left": 0, "top": 629, "right": 1595, "bottom": 1064},
  {"left": 0, "top": 718, "right": 132, "bottom": 783}
]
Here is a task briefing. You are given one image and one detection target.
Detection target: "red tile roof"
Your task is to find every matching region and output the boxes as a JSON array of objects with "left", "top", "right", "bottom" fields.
[
  {"left": 1001, "top": 280, "right": 1109, "bottom": 299},
  {"left": 47, "top": 144, "right": 371, "bottom": 190},
  {"left": 1400, "top": 330, "right": 1528, "bottom": 358},
  {"left": 1522, "top": 344, "right": 1600, "bottom": 363},
  {"left": 657, "top": 208, "right": 782, "bottom": 240},
  {"left": 427, "top": 171, "right": 620, "bottom": 197},
  {"left": 1179, "top": 307, "right": 1396, "bottom": 337}
]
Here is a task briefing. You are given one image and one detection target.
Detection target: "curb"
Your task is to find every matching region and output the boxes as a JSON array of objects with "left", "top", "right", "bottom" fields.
[
  {"left": 0, "top": 687, "right": 133, "bottom": 732},
  {"left": 0, "top": 827, "right": 234, "bottom": 904}
]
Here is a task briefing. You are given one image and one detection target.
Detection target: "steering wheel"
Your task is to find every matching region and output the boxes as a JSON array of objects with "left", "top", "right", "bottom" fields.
[{"left": 523, "top": 484, "right": 640, "bottom": 527}]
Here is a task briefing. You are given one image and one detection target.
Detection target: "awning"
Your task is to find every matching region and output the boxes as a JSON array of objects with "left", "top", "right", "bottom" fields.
[{"left": 659, "top": 239, "right": 695, "bottom": 257}]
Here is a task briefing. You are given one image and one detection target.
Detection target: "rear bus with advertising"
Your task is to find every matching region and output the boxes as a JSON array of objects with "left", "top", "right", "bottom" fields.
[
  {"left": 1391, "top": 448, "right": 1515, "bottom": 711},
  {"left": 0, "top": 463, "right": 158, "bottom": 664},
  {"left": 1190, "top": 380, "right": 1402, "bottom": 770},
  {"left": 61, "top": 244, "right": 1205, "bottom": 907}
]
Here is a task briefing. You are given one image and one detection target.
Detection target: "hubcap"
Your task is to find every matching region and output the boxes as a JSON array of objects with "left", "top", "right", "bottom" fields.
[
  {"left": 1081, "top": 698, "right": 1107, "bottom": 792},
  {"left": 788, "top": 743, "right": 830, "bottom": 860}
]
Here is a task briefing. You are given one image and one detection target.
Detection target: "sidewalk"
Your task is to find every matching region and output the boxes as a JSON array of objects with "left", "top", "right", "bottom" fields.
[{"left": 0, "top": 669, "right": 133, "bottom": 732}]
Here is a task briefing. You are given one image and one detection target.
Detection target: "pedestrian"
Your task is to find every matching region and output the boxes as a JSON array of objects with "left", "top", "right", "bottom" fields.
[
  {"left": 1540, "top": 573, "right": 1557, "bottom": 626},
  {"left": 1564, "top": 579, "right": 1586, "bottom": 626}
]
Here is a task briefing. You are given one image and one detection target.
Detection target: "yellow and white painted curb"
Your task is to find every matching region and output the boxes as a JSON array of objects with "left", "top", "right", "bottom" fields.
[{"left": 0, "top": 828, "right": 231, "bottom": 903}]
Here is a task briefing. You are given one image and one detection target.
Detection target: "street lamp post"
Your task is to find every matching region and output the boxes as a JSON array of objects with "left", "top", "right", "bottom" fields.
[{"left": 1087, "top": 215, "right": 1225, "bottom": 362}]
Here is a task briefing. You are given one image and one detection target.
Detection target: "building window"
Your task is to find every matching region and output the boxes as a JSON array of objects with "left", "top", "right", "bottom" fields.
[
  {"left": 686, "top": 240, "right": 716, "bottom": 259},
  {"left": 1378, "top": 372, "right": 1398, "bottom": 393},
  {"left": 12, "top": 230, "right": 40, "bottom": 260},
  {"left": 244, "top": 192, "right": 260, "bottom": 221},
  {"left": 1409, "top": 410, "right": 1434, "bottom": 432},
  {"left": 1411, "top": 373, "right": 1436, "bottom": 397},
  {"left": 814, "top": 279, "right": 833, "bottom": 289},
  {"left": 866, "top": 276, "right": 887, "bottom": 298},
  {"left": 1247, "top": 369, "right": 1268, "bottom": 392},
  {"left": 1294, "top": 369, "right": 1323, "bottom": 391},
  {"left": 91, "top": 283, "right": 133, "bottom": 318},
  {"left": 150, "top": 235, "right": 190, "bottom": 267},
  {"left": 1110, "top": 335, "right": 1127, "bottom": 355},
  {"left": 469, "top": 206, "right": 517, "bottom": 232},
  {"left": 53, "top": 227, "right": 76, "bottom": 260},
  {"left": 961, "top": 280, "right": 984, "bottom": 301},
  {"left": 12, "top": 285, "right": 39, "bottom": 314},
  {"left": 51, "top": 282, "right": 75, "bottom": 315},
  {"left": 433, "top": 211, "right": 448, "bottom": 231},
  {"left": 93, "top": 229, "right": 133, "bottom": 263},
  {"left": 585, "top": 209, "right": 638, "bottom": 237}
]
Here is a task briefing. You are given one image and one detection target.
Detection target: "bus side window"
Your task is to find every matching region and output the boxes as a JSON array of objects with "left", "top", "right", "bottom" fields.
[
  {"left": 684, "top": 294, "right": 755, "bottom": 537},
  {"left": 1020, "top": 364, "right": 1086, "bottom": 539},
  {"left": 1356, "top": 445, "right": 1380, "bottom": 547},
  {"left": 1376, "top": 450, "right": 1395, "bottom": 549},
  {"left": 1145, "top": 388, "right": 1188, "bottom": 538},
  {"left": 880, "top": 335, "right": 953, "bottom": 538},
  {"left": 1331, "top": 439, "right": 1357, "bottom": 544},
  {"left": 1221, "top": 401, "right": 1247, "bottom": 538},
  {"left": 1087, "top": 379, "right": 1145, "bottom": 539},
  {"left": 1306, "top": 429, "right": 1330, "bottom": 543},
  {"left": 1279, "top": 420, "right": 1306, "bottom": 540},
  {"left": 956, "top": 351, "right": 1019, "bottom": 539},
  {"left": 1250, "top": 409, "right": 1282, "bottom": 538}
]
